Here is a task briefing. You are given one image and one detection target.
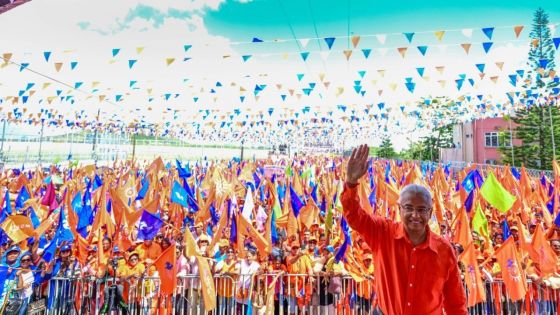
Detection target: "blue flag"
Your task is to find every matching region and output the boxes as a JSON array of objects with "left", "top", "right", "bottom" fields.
[
  {"left": 176, "top": 160, "right": 191, "bottom": 178},
  {"left": 289, "top": 186, "right": 305, "bottom": 218},
  {"left": 271, "top": 208, "right": 278, "bottom": 244},
  {"left": 171, "top": 181, "right": 189, "bottom": 208},
  {"left": 229, "top": 213, "right": 237, "bottom": 244},
  {"left": 15, "top": 187, "right": 30, "bottom": 209},
  {"left": 310, "top": 184, "right": 318, "bottom": 205},
  {"left": 465, "top": 190, "right": 475, "bottom": 212},
  {"left": 136, "top": 178, "right": 150, "bottom": 201},
  {"left": 56, "top": 207, "right": 75, "bottom": 243},
  {"left": 3, "top": 190, "right": 12, "bottom": 215},
  {"left": 335, "top": 217, "right": 352, "bottom": 263},
  {"left": 137, "top": 211, "right": 164, "bottom": 241},
  {"left": 502, "top": 220, "right": 511, "bottom": 240}
]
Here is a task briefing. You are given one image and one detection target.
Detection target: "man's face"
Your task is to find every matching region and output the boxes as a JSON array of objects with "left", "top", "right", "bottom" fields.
[
  {"left": 552, "top": 241, "right": 560, "bottom": 256},
  {"left": 399, "top": 192, "right": 432, "bottom": 235}
]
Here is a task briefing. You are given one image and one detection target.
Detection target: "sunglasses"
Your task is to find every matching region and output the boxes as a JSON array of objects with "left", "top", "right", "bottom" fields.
[
  {"left": 227, "top": 251, "right": 234, "bottom": 254},
  {"left": 21, "top": 259, "right": 31, "bottom": 263}
]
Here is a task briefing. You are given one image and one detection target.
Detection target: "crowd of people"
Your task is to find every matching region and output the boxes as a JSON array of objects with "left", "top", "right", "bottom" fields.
[{"left": 1, "top": 155, "right": 560, "bottom": 314}]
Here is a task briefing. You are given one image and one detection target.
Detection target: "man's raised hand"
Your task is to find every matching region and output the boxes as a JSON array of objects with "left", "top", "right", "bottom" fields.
[{"left": 346, "top": 144, "right": 369, "bottom": 185}]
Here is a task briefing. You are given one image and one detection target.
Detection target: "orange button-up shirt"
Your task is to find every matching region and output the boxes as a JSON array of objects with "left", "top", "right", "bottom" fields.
[{"left": 342, "top": 184, "right": 467, "bottom": 315}]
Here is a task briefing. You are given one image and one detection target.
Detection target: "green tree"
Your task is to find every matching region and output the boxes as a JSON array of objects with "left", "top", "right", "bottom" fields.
[
  {"left": 377, "top": 138, "right": 397, "bottom": 158},
  {"left": 401, "top": 124, "right": 454, "bottom": 161},
  {"left": 500, "top": 8, "right": 560, "bottom": 169}
]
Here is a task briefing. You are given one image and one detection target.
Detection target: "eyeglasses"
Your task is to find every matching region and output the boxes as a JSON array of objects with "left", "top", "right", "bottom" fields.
[
  {"left": 129, "top": 257, "right": 138, "bottom": 262},
  {"left": 227, "top": 251, "right": 234, "bottom": 254},
  {"left": 21, "top": 259, "right": 31, "bottom": 263},
  {"left": 399, "top": 204, "right": 431, "bottom": 215}
]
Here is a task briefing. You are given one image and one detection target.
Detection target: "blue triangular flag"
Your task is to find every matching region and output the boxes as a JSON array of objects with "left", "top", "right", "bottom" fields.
[
  {"left": 482, "top": 42, "right": 493, "bottom": 53},
  {"left": 324, "top": 37, "right": 335, "bottom": 49},
  {"left": 482, "top": 27, "right": 494, "bottom": 40},
  {"left": 404, "top": 32, "right": 415, "bottom": 43}
]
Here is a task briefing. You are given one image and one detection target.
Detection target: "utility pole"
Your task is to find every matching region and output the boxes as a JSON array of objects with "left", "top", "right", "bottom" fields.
[
  {"left": 92, "top": 109, "right": 100, "bottom": 162},
  {"left": 38, "top": 119, "right": 45, "bottom": 165},
  {"left": 0, "top": 119, "right": 6, "bottom": 162}
]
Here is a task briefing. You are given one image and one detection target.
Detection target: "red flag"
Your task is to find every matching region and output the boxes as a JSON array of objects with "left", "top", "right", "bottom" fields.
[
  {"left": 153, "top": 243, "right": 177, "bottom": 295},
  {"left": 495, "top": 238, "right": 527, "bottom": 301}
]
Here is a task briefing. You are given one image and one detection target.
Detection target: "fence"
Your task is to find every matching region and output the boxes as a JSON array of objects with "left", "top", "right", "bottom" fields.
[{"left": 12, "top": 274, "right": 560, "bottom": 315}]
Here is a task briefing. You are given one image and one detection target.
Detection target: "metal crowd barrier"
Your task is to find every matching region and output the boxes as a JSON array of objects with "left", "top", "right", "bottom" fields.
[{"left": 35, "top": 275, "right": 560, "bottom": 315}]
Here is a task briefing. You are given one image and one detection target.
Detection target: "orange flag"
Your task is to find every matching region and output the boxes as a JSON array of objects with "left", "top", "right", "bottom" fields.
[
  {"left": 97, "top": 229, "right": 108, "bottom": 271},
  {"left": 237, "top": 213, "right": 270, "bottom": 258},
  {"left": 1, "top": 215, "right": 34, "bottom": 243},
  {"left": 452, "top": 208, "right": 473, "bottom": 250},
  {"left": 153, "top": 243, "right": 177, "bottom": 295},
  {"left": 531, "top": 224, "right": 557, "bottom": 276},
  {"left": 183, "top": 226, "right": 217, "bottom": 311},
  {"left": 459, "top": 243, "right": 487, "bottom": 307},
  {"left": 495, "top": 237, "right": 527, "bottom": 301}
]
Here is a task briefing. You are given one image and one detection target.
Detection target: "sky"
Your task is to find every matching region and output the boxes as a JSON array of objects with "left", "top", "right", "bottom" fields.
[{"left": 0, "top": 0, "right": 559, "bottom": 150}]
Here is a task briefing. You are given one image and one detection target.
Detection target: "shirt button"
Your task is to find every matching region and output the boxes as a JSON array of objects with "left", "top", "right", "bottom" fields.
[
  {"left": 408, "top": 302, "right": 411, "bottom": 307},
  {"left": 409, "top": 283, "right": 413, "bottom": 287},
  {"left": 411, "top": 265, "right": 415, "bottom": 269}
]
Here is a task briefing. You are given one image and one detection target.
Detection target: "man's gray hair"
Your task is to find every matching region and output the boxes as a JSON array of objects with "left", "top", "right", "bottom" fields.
[{"left": 399, "top": 184, "right": 433, "bottom": 207}]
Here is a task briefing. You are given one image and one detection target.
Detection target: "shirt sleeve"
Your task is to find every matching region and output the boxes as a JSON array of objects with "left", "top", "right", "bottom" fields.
[
  {"left": 341, "top": 183, "right": 388, "bottom": 252},
  {"left": 443, "top": 252, "right": 468, "bottom": 315}
]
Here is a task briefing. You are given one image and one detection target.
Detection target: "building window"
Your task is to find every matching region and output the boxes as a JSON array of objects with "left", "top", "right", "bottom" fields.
[
  {"left": 485, "top": 159, "right": 498, "bottom": 165},
  {"left": 485, "top": 132, "right": 499, "bottom": 147}
]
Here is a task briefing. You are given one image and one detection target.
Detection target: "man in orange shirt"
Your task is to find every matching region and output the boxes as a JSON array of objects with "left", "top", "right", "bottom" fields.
[{"left": 342, "top": 144, "right": 467, "bottom": 315}]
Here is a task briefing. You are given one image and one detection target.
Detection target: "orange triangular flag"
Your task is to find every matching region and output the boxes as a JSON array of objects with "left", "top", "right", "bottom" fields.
[
  {"left": 343, "top": 50, "right": 353, "bottom": 61},
  {"left": 153, "top": 243, "right": 177, "bottom": 295},
  {"left": 461, "top": 43, "right": 471, "bottom": 54},
  {"left": 513, "top": 25, "right": 524, "bottom": 38},
  {"left": 531, "top": 224, "right": 557, "bottom": 276},
  {"left": 459, "top": 243, "right": 487, "bottom": 307},
  {"left": 351, "top": 36, "right": 361, "bottom": 48},
  {"left": 494, "top": 238, "right": 527, "bottom": 301},
  {"left": 54, "top": 62, "right": 63, "bottom": 72},
  {"left": 397, "top": 47, "right": 407, "bottom": 58}
]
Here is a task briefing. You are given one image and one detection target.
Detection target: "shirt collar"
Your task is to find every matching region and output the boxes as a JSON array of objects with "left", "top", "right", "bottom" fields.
[{"left": 395, "top": 222, "right": 438, "bottom": 254}]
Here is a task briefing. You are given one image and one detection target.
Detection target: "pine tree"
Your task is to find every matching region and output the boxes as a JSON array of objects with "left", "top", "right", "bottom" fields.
[
  {"left": 378, "top": 138, "right": 396, "bottom": 158},
  {"left": 500, "top": 8, "right": 560, "bottom": 169}
]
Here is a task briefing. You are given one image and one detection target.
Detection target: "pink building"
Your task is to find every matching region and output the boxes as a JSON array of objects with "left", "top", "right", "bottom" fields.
[{"left": 440, "top": 117, "right": 522, "bottom": 164}]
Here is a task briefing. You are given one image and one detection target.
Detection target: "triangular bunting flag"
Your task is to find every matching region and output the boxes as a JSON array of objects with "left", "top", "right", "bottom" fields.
[
  {"left": 482, "top": 42, "right": 493, "bottom": 53},
  {"left": 514, "top": 25, "right": 524, "bottom": 38},
  {"left": 404, "top": 32, "right": 415, "bottom": 43},
  {"left": 324, "top": 37, "right": 335, "bottom": 49},
  {"left": 482, "top": 27, "right": 494, "bottom": 40},
  {"left": 362, "top": 49, "right": 371, "bottom": 59},
  {"left": 351, "top": 36, "right": 360, "bottom": 48},
  {"left": 417, "top": 46, "right": 427, "bottom": 56},
  {"left": 397, "top": 47, "right": 407, "bottom": 58},
  {"left": 434, "top": 30, "right": 445, "bottom": 41},
  {"left": 461, "top": 43, "right": 471, "bottom": 54}
]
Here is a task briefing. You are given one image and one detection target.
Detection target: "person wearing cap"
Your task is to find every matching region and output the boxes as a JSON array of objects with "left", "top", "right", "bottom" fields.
[
  {"left": 214, "top": 239, "right": 230, "bottom": 263},
  {"left": 15, "top": 252, "right": 35, "bottom": 315},
  {"left": 214, "top": 247, "right": 238, "bottom": 312},
  {"left": 136, "top": 238, "right": 162, "bottom": 264},
  {"left": 343, "top": 144, "right": 467, "bottom": 315},
  {"left": 0, "top": 246, "right": 21, "bottom": 308},
  {"left": 286, "top": 240, "right": 313, "bottom": 314}
]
